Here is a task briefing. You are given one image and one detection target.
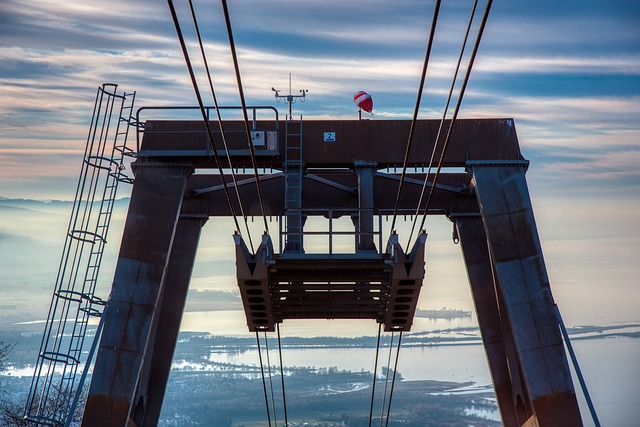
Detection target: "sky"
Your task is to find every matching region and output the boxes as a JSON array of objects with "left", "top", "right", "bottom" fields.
[
  {"left": 1, "top": 0, "right": 638, "bottom": 198},
  {"left": 0, "top": 1, "right": 639, "bottom": 423},
  {"left": 1, "top": 0, "right": 639, "bottom": 321}
]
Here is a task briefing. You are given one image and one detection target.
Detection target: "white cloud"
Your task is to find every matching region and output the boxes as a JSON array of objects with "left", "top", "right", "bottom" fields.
[
  {"left": 1, "top": 0, "right": 639, "bottom": 203},
  {"left": 458, "top": 92, "right": 640, "bottom": 142},
  {"left": 475, "top": 55, "right": 640, "bottom": 75}
]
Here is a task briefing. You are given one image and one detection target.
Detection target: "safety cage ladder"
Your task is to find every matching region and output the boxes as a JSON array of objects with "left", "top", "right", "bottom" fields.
[{"left": 24, "top": 83, "right": 137, "bottom": 426}]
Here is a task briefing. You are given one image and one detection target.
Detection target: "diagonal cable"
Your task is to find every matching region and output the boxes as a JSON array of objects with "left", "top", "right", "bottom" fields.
[
  {"left": 378, "top": 332, "right": 395, "bottom": 427},
  {"left": 384, "top": 331, "right": 403, "bottom": 427},
  {"left": 277, "top": 324, "right": 289, "bottom": 426},
  {"left": 256, "top": 332, "right": 273, "bottom": 427},
  {"left": 264, "top": 332, "right": 279, "bottom": 427},
  {"left": 389, "top": 0, "right": 442, "bottom": 234},
  {"left": 220, "top": 0, "right": 270, "bottom": 234},
  {"left": 405, "top": 0, "right": 479, "bottom": 251},
  {"left": 167, "top": 0, "right": 241, "bottom": 233},
  {"left": 368, "top": 323, "right": 383, "bottom": 427},
  {"left": 187, "top": 0, "right": 255, "bottom": 251},
  {"left": 417, "top": 0, "right": 493, "bottom": 235}
]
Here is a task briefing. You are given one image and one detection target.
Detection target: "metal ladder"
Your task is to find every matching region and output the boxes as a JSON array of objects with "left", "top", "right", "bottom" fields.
[
  {"left": 283, "top": 117, "right": 303, "bottom": 252},
  {"left": 24, "top": 84, "right": 137, "bottom": 426}
]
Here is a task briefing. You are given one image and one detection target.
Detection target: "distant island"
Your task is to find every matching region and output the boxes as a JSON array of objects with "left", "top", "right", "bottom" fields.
[{"left": 415, "top": 307, "right": 472, "bottom": 319}]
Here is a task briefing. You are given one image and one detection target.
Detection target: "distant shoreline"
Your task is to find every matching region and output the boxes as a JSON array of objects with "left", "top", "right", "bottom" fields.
[
  {"left": 415, "top": 308, "right": 472, "bottom": 319},
  {"left": 182, "top": 296, "right": 476, "bottom": 320},
  {"left": 174, "top": 323, "right": 640, "bottom": 351}
]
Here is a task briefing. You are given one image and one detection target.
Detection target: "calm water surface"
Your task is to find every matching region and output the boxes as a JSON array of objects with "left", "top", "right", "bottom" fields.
[{"left": 182, "top": 310, "right": 640, "bottom": 427}]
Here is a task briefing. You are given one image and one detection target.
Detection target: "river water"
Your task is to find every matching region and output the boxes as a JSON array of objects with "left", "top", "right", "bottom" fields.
[{"left": 181, "top": 309, "right": 640, "bottom": 426}]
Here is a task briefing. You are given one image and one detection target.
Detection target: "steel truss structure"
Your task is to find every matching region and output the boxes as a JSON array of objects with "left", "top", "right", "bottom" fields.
[{"left": 79, "top": 116, "right": 582, "bottom": 427}]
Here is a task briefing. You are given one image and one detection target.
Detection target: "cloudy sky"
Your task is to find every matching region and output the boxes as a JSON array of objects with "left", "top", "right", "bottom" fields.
[
  {"left": 1, "top": 0, "right": 638, "bottom": 196},
  {"left": 0, "top": 3, "right": 639, "bottom": 422},
  {"left": 1, "top": 1, "right": 639, "bottom": 322}
]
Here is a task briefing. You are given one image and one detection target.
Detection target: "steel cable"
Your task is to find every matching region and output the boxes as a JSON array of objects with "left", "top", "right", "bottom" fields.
[
  {"left": 416, "top": 0, "right": 493, "bottom": 235},
  {"left": 220, "top": 0, "right": 270, "bottom": 234},
  {"left": 277, "top": 324, "right": 289, "bottom": 426},
  {"left": 384, "top": 331, "right": 403, "bottom": 427},
  {"left": 368, "top": 323, "right": 383, "bottom": 427},
  {"left": 186, "top": 0, "right": 256, "bottom": 251},
  {"left": 264, "top": 332, "right": 279, "bottom": 427},
  {"left": 256, "top": 332, "right": 273, "bottom": 427},
  {"left": 378, "top": 332, "right": 395, "bottom": 427},
  {"left": 405, "top": 0, "right": 479, "bottom": 251},
  {"left": 389, "top": 0, "right": 442, "bottom": 234},
  {"left": 167, "top": 0, "right": 242, "bottom": 234}
]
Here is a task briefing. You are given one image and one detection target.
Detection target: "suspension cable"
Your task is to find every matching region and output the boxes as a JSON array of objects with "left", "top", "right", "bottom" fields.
[
  {"left": 405, "top": 0, "right": 479, "bottom": 251},
  {"left": 186, "top": 0, "right": 256, "bottom": 251},
  {"left": 416, "top": 0, "right": 493, "bottom": 235},
  {"left": 378, "top": 332, "right": 395, "bottom": 427},
  {"left": 277, "top": 323, "right": 289, "bottom": 426},
  {"left": 167, "top": 0, "right": 241, "bottom": 234},
  {"left": 555, "top": 305, "right": 601, "bottom": 426},
  {"left": 220, "top": 0, "right": 270, "bottom": 234},
  {"left": 255, "top": 332, "right": 273, "bottom": 427},
  {"left": 389, "top": 0, "right": 442, "bottom": 234},
  {"left": 368, "top": 323, "right": 382, "bottom": 427},
  {"left": 264, "top": 332, "right": 279, "bottom": 427},
  {"left": 384, "top": 331, "right": 403, "bottom": 427}
]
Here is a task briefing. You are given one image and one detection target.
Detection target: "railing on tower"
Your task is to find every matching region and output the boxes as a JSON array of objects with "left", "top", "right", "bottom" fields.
[
  {"left": 278, "top": 208, "right": 384, "bottom": 257},
  {"left": 134, "top": 105, "right": 279, "bottom": 153},
  {"left": 23, "top": 84, "right": 137, "bottom": 426}
]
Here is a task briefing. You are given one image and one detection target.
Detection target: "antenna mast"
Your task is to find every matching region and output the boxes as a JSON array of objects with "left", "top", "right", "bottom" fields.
[{"left": 272, "top": 73, "right": 308, "bottom": 120}]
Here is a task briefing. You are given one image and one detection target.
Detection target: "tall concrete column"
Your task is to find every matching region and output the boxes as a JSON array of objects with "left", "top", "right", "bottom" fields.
[
  {"left": 468, "top": 161, "right": 582, "bottom": 427},
  {"left": 81, "top": 163, "right": 192, "bottom": 427},
  {"left": 455, "top": 214, "right": 530, "bottom": 426}
]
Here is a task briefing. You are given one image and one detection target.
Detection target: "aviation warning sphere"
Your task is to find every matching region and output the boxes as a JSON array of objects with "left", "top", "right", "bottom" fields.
[{"left": 354, "top": 91, "right": 373, "bottom": 113}]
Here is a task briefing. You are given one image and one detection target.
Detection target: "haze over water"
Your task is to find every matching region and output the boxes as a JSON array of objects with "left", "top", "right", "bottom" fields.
[{"left": 1, "top": 194, "right": 638, "bottom": 426}]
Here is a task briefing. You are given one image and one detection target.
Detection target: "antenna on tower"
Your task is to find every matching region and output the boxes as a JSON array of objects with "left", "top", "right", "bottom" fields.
[{"left": 272, "top": 73, "right": 308, "bottom": 120}]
